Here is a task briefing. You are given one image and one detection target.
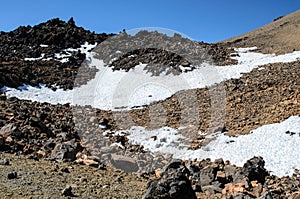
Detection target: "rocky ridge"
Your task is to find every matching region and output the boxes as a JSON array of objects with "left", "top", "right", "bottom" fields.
[
  {"left": 0, "top": 18, "right": 235, "bottom": 90},
  {"left": 95, "top": 30, "right": 236, "bottom": 76},
  {"left": 0, "top": 18, "right": 113, "bottom": 90}
]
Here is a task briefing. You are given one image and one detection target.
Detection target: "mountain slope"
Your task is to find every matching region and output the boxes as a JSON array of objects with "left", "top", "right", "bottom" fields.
[
  {"left": 221, "top": 9, "right": 300, "bottom": 54},
  {"left": 1, "top": 14, "right": 300, "bottom": 199}
]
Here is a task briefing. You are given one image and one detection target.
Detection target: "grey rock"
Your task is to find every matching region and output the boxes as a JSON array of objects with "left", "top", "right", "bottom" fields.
[
  {"left": 143, "top": 161, "right": 196, "bottom": 199},
  {"left": 0, "top": 123, "right": 18, "bottom": 138},
  {"left": 110, "top": 154, "right": 139, "bottom": 173},
  {"left": 0, "top": 158, "right": 10, "bottom": 165},
  {"left": 242, "top": 156, "right": 268, "bottom": 183},
  {"left": 202, "top": 184, "right": 223, "bottom": 194},
  {"left": 50, "top": 140, "right": 79, "bottom": 162},
  {"left": 199, "top": 165, "right": 217, "bottom": 187},
  {"left": 258, "top": 192, "right": 273, "bottom": 199}
]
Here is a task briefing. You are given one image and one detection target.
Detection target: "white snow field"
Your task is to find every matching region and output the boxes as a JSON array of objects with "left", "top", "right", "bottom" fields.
[
  {"left": 122, "top": 116, "right": 300, "bottom": 177},
  {"left": 2, "top": 44, "right": 300, "bottom": 177},
  {"left": 3, "top": 45, "right": 300, "bottom": 110}
]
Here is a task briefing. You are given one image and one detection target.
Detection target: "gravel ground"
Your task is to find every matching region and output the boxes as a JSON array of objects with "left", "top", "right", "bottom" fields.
[{"left": 0, "top": 153, "right": 149, "bottom": 199}]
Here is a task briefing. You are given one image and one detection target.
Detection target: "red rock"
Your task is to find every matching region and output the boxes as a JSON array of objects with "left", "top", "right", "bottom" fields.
[
  {"left": 222, "top": 183, "right": 246, "bottom": 195},
  {"left": 36, "top": 150, "right": 46, "bottom": 158},
  {"left": 155, "top": 168, "right": 162, "bottom": 178}
]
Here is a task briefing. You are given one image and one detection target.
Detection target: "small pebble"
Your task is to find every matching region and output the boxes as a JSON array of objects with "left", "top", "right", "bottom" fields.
[
  {"left": 61, "top": 167, "right": 70, "bottom": 173},
  {"left": 0, "top": 158, "right": 10, "bottom": 165},
  {"left": 61, "top": 185, "right": 73, "bottom": 196},
  {"left": 7, "top": 171, "right": 17, "bottom": 179}
]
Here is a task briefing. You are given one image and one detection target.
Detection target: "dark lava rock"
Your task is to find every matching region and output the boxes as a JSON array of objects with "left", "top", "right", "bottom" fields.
[
  {"left": 0, "top": 135, "right": 4, "bottom": 147},
  {"left": 61, "top": 185, "right": 73, "bottom": 196},
  {"left": 242, "top": 156, "right": 268, "bottom": 184},
  {"left": 7, "top": 171, "right": 17, "bottom": 179},
  {"left": 61, "top": 167, "right": 70, "bottom": 173},
  {"left": 0, "top": 18, "right": 111, "bottom": 62},
  {"left": 94, "top": 30, "right": 236, "bottom": 77},
  {"left": 0, "top": 18, "right": 113, "bottom": 90},
  {"left": 143, "top": 161, "right": 196, "bottom": 199}
]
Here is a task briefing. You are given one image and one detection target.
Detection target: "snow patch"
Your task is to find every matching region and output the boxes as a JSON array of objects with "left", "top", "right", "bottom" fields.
[
  {"left": 40, "top": 44, "right": 49, "bottom": 48},
  {"left": 120, "top": 116, "right": 300, "bottom": 177},
  {"left": 53, "top": 42, "right": 97, "bottom": 63},
  {"left": 235, "top": 46, "right": 258, "bottom": 53},
  {"left": 127, "top": 126, "right": 188, "bottom": 153},
  {"left": 2, "top": 84, "right": 71, "bottom": 105},
  {"left": 24, "top": 42, "right": 97, "bottom": 63},
  {"left": 24, "top": 53, "right": 45, "bottom": 61}
]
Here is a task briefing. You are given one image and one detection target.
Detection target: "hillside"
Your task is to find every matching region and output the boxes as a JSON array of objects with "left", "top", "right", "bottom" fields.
[
  {"left": 0, "top": 11, "right": 300, "bottom": 199},
  {"left": 221, "top": 9, "right": 300, "bottom": 54}
]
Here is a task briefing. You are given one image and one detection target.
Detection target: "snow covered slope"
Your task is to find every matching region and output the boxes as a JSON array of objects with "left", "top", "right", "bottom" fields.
[{"left": 2, "top": 46, "right": 300, "bottom": 110}]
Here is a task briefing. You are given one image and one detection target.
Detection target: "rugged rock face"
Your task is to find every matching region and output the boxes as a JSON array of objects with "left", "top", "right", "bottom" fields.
[
  {"left": 0, "top": 97, "right": 78, "bottom": 160},
  {"left": 0, "top": 18, "right": 113, "bottom": 90},
  {"left": 0, "top": 18, "right": 110, "bottom": 62},
  {"left": 0, "top": 18, "right": 236, "bottom": 90},
  {"left": 0, "top": 60, "right": 98, "bottom": 90},
  {"left": 0, "top": 96, "right": 175, "bottom": 173}
]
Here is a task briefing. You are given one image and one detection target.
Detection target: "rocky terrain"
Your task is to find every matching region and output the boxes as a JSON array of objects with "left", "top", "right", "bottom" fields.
[
  {"left": 1, "top": 153, "right": 300, "bottom": 198},
  {"left": 0, "top": 18, "right": 234, "bottom": 90},
  {"left": 0, "top": 11, "right": 300, "bottom": 199},
  {"left": 0, "top": 18, "right": 113, "bottom": 90},
  {"left": 95, "top": 30, "right": 235, "bottom": 76}
]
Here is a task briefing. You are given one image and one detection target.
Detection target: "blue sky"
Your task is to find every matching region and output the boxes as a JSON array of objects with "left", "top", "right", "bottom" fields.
[{"left": 1, "top": 0, "right": 299, "bottom": 43}]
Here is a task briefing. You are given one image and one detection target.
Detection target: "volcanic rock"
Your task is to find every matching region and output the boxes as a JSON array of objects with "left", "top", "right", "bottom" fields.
[
  {"left": 7, "top": 171, "right": 17, "bottom": 179},
  {"left": 143, "top": 161, "right": 196, "bottom": 199},
  {"left": 61, "top": 185, "right": 73, "bottom": 196},
  {"left": 241, "top": 156, "right": 269, "bottom": 184},
  {"left": 50, "top": 140, "right": 81, "bottom": 162},
  {"left": 0, "top": 18, "right": 113, "bottom": 90}
]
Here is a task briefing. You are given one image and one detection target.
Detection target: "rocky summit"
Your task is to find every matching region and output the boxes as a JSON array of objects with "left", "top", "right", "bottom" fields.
[
  {"left": 0, "top": 10, "right": 300, "bottom": 199},
  {"left": 0, "top": 18, "right": 113, "bottom": 90}
]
